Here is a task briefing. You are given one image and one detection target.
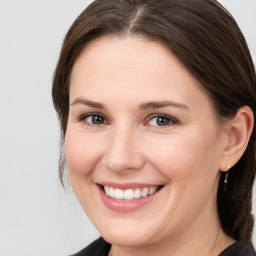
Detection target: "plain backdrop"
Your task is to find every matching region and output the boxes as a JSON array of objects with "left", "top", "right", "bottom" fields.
[{"left": 0, "top": 1, "right": 255, "bottom": 255}]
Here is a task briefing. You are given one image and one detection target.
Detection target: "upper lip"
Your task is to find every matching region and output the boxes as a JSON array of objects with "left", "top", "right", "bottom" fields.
[{"left": 97, "top": 182, "right": 163, "bottom": 190}]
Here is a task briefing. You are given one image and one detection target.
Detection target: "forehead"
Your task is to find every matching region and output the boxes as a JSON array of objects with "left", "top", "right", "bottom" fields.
[
  {"left": 71, "top": 37, "right": 170, "bottom": 82},
  {"left": 72, "top": 36, "right": 192, "bottom": 77},
  {"left": 69, "top": 36, "right": 214, "bottom": 116},
  {"left": 71, "top": 36, "right": 197, "bottom": 88}
]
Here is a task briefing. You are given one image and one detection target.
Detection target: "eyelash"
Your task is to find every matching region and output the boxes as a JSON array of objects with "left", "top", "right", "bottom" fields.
[
  {"left": 77, "top": 112, "right": 109, "bottom": 126},
  {"left": 145, "top": 114, "right": 178, "bottom": 127},
  {"left": 77, "top": 113, "right": 178, "bottom": 128}
]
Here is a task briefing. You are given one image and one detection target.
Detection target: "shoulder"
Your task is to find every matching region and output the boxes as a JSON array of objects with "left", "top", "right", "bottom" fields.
[
  {"left": 219, "top": 241, "right": 256, "bottom": 256},
  {"left": 70, "top": 237, "right": 111, "bottom": 256}
]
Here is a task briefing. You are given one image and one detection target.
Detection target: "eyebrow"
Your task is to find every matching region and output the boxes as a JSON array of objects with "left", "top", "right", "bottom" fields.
[
  {"left": 139, "top": 101, "right": 189, "bottom": 111},
  {"left": 70, "top": 98, "right": 189, "bottom": 111},
  {"left": 70, "top": 98, "right": 103, "bottom": 109}
]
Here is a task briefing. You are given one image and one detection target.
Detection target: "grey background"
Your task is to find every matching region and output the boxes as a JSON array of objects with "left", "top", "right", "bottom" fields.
[{"left": 0, "top": 1, "right": 255, "bottom": 255}]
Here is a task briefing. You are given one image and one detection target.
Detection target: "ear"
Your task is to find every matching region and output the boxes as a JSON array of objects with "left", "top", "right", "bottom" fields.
[{"left": 219, "top": 106, "right": 254, "bottom": 172}]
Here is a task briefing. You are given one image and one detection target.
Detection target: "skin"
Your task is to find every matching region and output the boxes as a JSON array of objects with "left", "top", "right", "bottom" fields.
[{"left": 65, "top": 36, "right": 244, "bottom": 256}]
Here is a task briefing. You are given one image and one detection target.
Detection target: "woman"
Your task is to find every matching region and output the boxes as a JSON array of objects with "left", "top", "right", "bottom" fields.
[{"left": 52, "top": 0, "right": 256, "bottom": 255}]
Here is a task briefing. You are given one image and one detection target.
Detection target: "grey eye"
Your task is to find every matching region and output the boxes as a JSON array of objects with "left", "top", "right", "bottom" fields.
[
  {"left": 148, "top": 115, "right": 176, "bottom": 126},
  {"left": 85, "top": 114, "right": 106, "bottom": 125}
]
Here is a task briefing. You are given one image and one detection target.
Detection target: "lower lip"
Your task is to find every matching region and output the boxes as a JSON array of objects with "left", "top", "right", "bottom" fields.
[{"left": 97, "top": 186, "right": 162, "bottom": 212}]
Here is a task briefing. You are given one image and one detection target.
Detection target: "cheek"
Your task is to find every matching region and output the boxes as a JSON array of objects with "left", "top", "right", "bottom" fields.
[
  {"left": 64, "top": 130, "right": 103, "bottom": 211},
  {"left": 64, "top": 130, "right": 103, "bottom": 176},
  {"left": 147, "top": 133, "right": 221, "bottom": 220},
  {"left": 145, "top": 131, "right": 220, "bottom": 182}
]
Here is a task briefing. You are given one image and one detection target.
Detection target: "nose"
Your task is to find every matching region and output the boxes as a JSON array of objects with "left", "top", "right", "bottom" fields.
[{"left": 102, "top": 125, "right": 145, "bottom": 173}]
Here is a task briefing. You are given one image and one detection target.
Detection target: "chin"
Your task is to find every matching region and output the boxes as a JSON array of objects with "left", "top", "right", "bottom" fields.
[
  {"left": 97, "top": 222, "right": 157, "bottom": 247},
  {"left": 103, "top": 233, "right": 152, "bottom": 247}
]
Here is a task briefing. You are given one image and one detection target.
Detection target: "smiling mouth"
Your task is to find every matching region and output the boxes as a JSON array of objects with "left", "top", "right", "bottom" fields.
[{"left": 100, "top": 185, "right": 163, "bottom": 201}]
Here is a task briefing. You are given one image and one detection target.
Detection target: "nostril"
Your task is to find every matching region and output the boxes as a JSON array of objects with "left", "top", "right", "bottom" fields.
[{"left": 102, "top": 150, "right": 145, "bottom": 173}]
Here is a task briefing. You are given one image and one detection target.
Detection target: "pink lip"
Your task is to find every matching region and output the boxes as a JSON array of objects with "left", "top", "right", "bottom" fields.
[{"left": 97, "top": 184, "right": 163, "bottom": 212}]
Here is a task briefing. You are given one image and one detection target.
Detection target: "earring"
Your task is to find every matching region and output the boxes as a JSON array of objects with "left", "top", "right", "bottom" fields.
[
  {"left": 224, "top": 172, "right": 228, "bottom": 184},
  {"left": 224, "top": 164, "right": 231, "bottom": 184}
]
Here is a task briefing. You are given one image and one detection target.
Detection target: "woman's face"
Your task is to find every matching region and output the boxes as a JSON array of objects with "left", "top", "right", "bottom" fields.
[{"left": 65, "top": 37, "right": 227, "bottom": 247}]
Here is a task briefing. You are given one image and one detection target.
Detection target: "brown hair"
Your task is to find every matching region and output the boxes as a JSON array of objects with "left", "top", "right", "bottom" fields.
[{"left": 52, "top": 0, "right": 256, "bottom": 241}]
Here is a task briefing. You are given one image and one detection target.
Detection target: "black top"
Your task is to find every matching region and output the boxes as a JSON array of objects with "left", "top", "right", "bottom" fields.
[
  {"left": 70, "top": 237, "right": 111, "bottom": 256},
  {"left": 219, "top": 241, "right": 256, "bottom": 256},
  {"left": 71, "top": 237, "right": 256, "bottom": 256}
]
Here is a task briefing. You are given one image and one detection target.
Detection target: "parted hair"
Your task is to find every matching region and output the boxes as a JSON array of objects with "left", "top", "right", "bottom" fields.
[{"left": 52, "top": 0, "right": 256, "bottom": 241}]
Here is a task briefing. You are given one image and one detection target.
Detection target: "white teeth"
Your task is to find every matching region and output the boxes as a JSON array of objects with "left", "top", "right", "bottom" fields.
[
  {"left": 109, "top": 187, "right": 115, "bottom": 198},
  {"left": 124, "top": 189, "right": 133, "bottom": 200},
  {"left": 134, "top": 188, "right": 142, "bottom": 199},
  {"left": 115, "top": 189, "right": 124, "bottom": 200},
  {"left": 103, "top": 186, "right": 159, "bottom": 200},
  {"left": 149, "top": 187, "right": 157, "bottom": 195},
  {"left": 141, "top": 188, "right": 148, "bottom": 197},
  {"left": 104, "top": 186, "right": 110, "bottom": 196}
]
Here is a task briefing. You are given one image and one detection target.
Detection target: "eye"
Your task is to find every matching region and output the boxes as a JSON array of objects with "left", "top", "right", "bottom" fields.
[
  {"left": 81, "top": 113, "right": 108, "bottom": 126},
  {"left": 147, "top": 114, "right": 177, "bottom": 127}
]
